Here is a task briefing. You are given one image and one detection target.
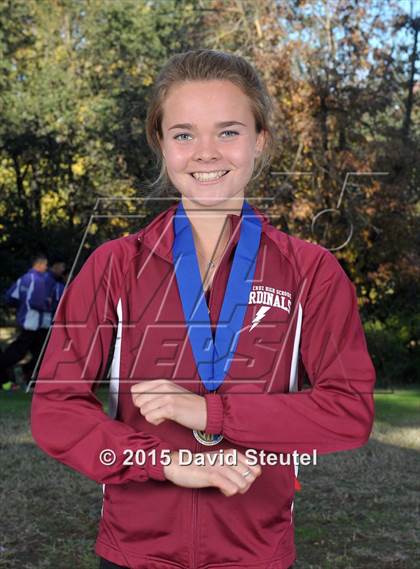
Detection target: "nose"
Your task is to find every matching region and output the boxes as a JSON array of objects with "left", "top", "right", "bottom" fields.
[{"left": 193, "top": 135, "right": 222, "bottom": 162}]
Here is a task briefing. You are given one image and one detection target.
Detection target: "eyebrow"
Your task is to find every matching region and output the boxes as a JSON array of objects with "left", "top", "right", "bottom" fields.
[{"left": 168, "top": 121, "right": 247, "bottom": 131}]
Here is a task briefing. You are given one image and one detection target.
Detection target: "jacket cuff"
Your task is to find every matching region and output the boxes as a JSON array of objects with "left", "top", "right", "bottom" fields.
[
  {"left": 204, "top": 393, "right": 224, "bottom": 434},
  {"left": 145, "top": 441, "right": 172, "bottom": 482}
]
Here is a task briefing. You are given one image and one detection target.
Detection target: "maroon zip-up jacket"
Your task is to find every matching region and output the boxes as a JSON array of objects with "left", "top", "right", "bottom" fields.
[{"left": 31, "top": 201, "right": 376, "bottom": 569}]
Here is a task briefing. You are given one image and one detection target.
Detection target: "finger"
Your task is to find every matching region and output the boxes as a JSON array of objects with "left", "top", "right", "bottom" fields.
[
  {"left": 132, "top": 391, "right": 161, "bottom": 408},
  {"left": 131, "top": 383, "right": 171, "bottom": 407},
  {"left": 224, "top": 452, "right": 261, "bottom": 494},
  {"left": 130, "top": 379, "right": 170, "bottom": 396},
  {"left": 213, "top": 449, "right": 261, "bottom": 479},
  {"left": 227, "top": 465, "right": 256, "bottom": 494},
  {"left": 238, "top": 452, "right": 262, "bottom": 476},
  {"left": 210, "top": 460, "right": 254, "bottom": 496},
  {"left": 130, "top": 380, "right": 157, "bottom": 395},
  {"left": 139, "top": 397, "right": 175, "bottom": 420},
  {"left": 236, "top": 453, "right": 262, "bottom": 478},
  {"left": 207, "top": 469, "right": 243, "bottom": 497},
  {"left": 142, "top": 407, "right": 167, "bottom": 426}
]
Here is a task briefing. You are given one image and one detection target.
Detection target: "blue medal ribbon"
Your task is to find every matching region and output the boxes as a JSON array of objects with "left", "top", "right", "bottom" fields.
[{"left": 173, "top": 199, "right": 262, "bottom": 393}]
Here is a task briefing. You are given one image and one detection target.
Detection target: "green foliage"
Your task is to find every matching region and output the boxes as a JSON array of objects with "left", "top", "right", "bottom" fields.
[
  {"left": 0, "top": 0, "right": 418, "bottom": 384},
  {"left": 0, "top": 0, "right": 201, "bottom": 273},
  {"left": 365, "top": 311, "right": 420, "bottom": 386}
]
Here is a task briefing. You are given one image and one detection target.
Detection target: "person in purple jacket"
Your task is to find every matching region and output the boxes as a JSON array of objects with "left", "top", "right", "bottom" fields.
[
  {"left": 40, "top": 256, "right": 67, "bottom": 329},
  {"left": 31, "top": 50, "right": 376, "bottom": 569},
  {"left": 1, "top": 253, "right": 49, "bottom": 389}
]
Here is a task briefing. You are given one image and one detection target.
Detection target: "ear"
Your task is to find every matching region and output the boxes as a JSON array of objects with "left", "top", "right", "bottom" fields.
[{"left": 255, "top": 130, "right": 267, "bottom": 156}]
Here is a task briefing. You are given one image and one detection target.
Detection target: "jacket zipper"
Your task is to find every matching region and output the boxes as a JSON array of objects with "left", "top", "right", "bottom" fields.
[
  {"left": 191, "top": 218, "right": 234, "bottom": 568},
  {"left": 191, "top": 454, "right": 198, "bottom": 568},
  {"left": 191, "top": 379, "right": 203, "bottom": 569}
]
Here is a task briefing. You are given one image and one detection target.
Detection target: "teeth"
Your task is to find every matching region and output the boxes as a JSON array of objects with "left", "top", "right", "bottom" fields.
[{"left": 191, "top": 170, "right": 228, "bottom": 181}]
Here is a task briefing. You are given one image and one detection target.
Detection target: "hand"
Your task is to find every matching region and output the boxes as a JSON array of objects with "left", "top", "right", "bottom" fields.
[
  {"left": 163, "top": 449, "right": 262, "bottom": 497},
  {"left": 131, "top": 379, "right": 207, "bottom": 431}
]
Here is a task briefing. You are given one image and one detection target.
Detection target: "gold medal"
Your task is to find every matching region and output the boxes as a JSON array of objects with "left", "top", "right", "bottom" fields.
[{"left": 193, "top": 429, "right": 224, "bottom": 446}]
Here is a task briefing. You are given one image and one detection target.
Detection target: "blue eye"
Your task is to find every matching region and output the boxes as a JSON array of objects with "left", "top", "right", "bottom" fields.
[
  {"left": 221, "top": 130, "right": 239, "bottom": 137},
  {"left": 174, "top": 133, "right": 192, "bottom": 141},
  {"left": 173, "top": 130, "right": 239, "bottom": 141}
]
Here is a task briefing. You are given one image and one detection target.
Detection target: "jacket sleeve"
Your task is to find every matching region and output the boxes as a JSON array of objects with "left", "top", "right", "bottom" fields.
[
  {"left": 4, "top": 279, "right": 20, "bottom": 307},
  {"left": 204, "top": 250, "right": 376, "bottom": 455},
  {"left": 53, "top": 281, "right": 65, "bottom": 311},
  {"left": 30, "top": 243, "right": 172, "bottom": 484}
]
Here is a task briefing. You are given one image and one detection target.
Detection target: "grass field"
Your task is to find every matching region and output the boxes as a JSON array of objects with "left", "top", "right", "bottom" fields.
[{"left": 0, "top": 387, "right": 419, "bottom": 569}]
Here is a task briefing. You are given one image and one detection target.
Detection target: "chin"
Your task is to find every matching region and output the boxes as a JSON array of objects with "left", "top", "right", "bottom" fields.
[
  {"left": 180, "top": 187, "right": 245, "bottom": 210},
  {"left": 189, "top": 195, "right": 229, "bottom": 206},
  {"left": 187, "top": 196, "right": 241, "bottom": 213}
]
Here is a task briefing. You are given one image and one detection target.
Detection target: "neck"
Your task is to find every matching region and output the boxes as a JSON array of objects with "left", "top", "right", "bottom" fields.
[{"left": 182, "top": 195, "right": 244, "bottom": 259}]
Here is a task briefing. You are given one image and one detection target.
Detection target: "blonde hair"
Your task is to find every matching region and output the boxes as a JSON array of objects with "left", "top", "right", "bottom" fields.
[{"left": 144, "top": 49, "right": 277, "bottom": 196}]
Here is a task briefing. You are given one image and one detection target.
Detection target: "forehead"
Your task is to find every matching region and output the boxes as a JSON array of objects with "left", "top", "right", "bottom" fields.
[{"left": 161, "top": 80, "right": 253, "bottom": 127}]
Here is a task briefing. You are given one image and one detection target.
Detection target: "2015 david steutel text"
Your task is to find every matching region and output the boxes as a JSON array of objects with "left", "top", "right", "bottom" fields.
[{"left": 99, "top": 448, "right": 318, "bottom": 467}]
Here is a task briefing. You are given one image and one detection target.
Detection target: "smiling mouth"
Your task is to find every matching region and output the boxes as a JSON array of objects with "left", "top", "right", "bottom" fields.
[{"left": 190, "top": 171, "right": 230, "bottom": 182}]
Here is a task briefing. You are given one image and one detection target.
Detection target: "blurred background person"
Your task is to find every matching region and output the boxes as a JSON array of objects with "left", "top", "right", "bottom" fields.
[
  {"left": 24, "top": 259, "right": 70, "bottom": 387},
  {"left": 41, "top": 255, "right": 67, "bottom": 329},
  {"left": 1, "top": 253, "right": 49, "bottom": 390}
]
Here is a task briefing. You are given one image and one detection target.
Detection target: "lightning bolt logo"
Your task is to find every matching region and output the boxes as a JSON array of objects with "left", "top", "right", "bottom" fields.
[{"left": 249, "top": 306, "right": 271, "bottom": 332}]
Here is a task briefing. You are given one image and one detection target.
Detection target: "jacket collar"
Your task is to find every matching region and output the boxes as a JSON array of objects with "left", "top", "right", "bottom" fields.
[
  {"left": 28, "top": 268, "right": 44, "bottom": 276},
  {"left": 137, "top": 200, "right": 271, "bottom": 264}
]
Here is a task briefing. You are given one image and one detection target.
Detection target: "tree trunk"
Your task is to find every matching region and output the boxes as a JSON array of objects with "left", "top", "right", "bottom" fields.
[{"left": 402, "top": 17, "right": 419, "bottom": 139}]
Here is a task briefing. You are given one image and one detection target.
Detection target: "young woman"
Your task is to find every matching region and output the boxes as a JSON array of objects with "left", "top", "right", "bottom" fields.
[{"left": 31, "top": 49, "right": 376, "bottom": 569}]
